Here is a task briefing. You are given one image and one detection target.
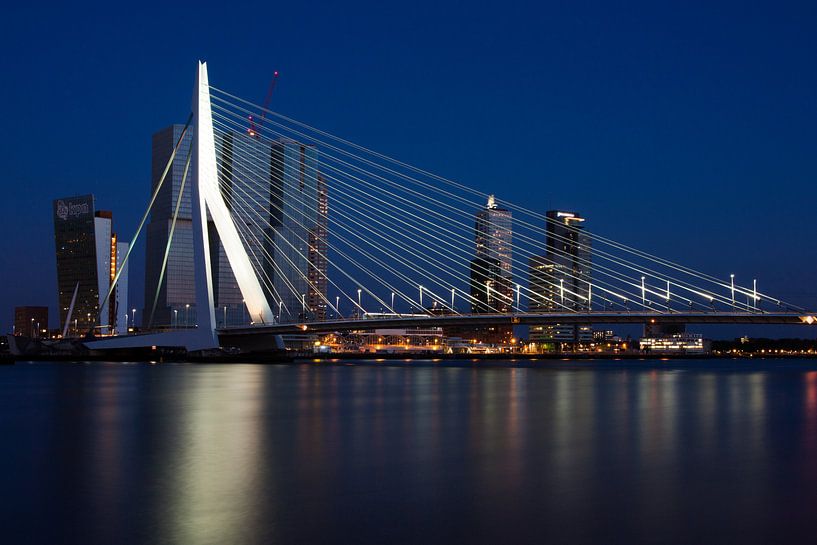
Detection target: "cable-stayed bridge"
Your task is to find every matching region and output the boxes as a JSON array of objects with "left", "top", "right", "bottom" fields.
[{"left": 88, "top": 61, "right": 816, "bottom": 353}]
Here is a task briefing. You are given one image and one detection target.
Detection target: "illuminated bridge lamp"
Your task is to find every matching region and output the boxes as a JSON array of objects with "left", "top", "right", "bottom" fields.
[{"left": 730, "top": 274, "right": 735, "bottom": 308}]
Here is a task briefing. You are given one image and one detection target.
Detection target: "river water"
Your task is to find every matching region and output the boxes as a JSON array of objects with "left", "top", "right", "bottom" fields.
[{"left": 2, "top": 359, "right": 817, "bottom": 544}]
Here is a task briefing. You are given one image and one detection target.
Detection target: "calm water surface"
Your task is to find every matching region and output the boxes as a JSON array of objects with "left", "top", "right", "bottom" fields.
[{"left": 3, "top": 359, "right": 817, "bottom": 544}]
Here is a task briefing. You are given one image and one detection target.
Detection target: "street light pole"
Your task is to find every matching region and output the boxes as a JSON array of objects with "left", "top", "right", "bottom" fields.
[
  {"left": 336, "top": 296, "right": 340, "bottom": 318},
  {"left": 419, "top": 285, "right": 423, "bottom": 309},
  {"left": 131, "top": 308, "right": 136, "bottom": 329},
  {"left": 753, "top": 279, "right": 757, "bottom": 310},
  {"left": 357, "top": 289, "right": 362, "bottom": 313},
  {"left": 641, "top": 276, "right": 646, "bottom": 306},
  {"left": 730, "top": 274, "right": 735, "bottom": 309}
]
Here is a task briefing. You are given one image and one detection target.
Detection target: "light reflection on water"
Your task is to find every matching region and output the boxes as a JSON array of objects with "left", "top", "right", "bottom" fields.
[{"left": 2, "top": 360, "right": 817, "bottom": 544}]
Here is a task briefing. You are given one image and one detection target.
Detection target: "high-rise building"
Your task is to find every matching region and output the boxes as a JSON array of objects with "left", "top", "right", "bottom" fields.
[
  {"left": 470, "top": 195, "right": 513, "bottom": 313},
  {"left": 54, "top": 195, "right": 129, "bottom": 336},
  {"left": 268, "top": 139, "right": 325, "bottom": 322},
  {"left": 216, "top": 134, "right": 328, "bottom": 323},
  {"left": 94, "top": 210, "right": 113, "bottom": 333},
  {"left": 145, "top": 124, "right": 330, "bottom": 328},
  {"left": 212, "top": 130, "right": 273, "bottom": 326},
  {"left": 115, "top": 240, "right": 129, "bottom": 333},
  {"left": 143, "top": 124, "right": 195, "bottom": 328},
  {"left": 307, "top": 174, "right": 329, "bottom": 321},
  {"left": 466, "top": 195, "right": 513, "bottom": 345},
  {"left": 528, "top": 210, "right": 592, "bottom": 347}
]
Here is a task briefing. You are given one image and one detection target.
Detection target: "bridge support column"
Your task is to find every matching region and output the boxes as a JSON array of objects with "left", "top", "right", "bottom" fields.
[{"left": 190, "top": 61, "right": 275, "bottom": 350}]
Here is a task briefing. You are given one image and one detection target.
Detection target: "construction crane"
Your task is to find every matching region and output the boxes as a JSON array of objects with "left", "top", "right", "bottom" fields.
[{"left": 247, "top": 70, "right": 280, "bottom": 137}]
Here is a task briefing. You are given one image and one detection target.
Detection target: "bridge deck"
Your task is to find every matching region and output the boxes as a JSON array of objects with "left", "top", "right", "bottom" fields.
[{"left": 217, "top": 311, "right": 817, "bottom": 336}]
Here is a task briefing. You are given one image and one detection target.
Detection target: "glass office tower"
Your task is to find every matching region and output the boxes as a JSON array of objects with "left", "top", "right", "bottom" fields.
[
  {"left": 268, "top": 139, "right": 323, "bottom": 322},
  {"left": 54, "top": 195, "right": 127, "bottom": 336},
  {"left": 214, "top": 133, "right": 328, "bottom": 324},
  {"left": 54, "top": 194, "right": 99, "bottom": 333},
  {"left": 145, "top": 123, "right": 329, "bottom": 328},
  {"left": 143, "top": 124, "right": 195, "bottom": 328},
  {"left": 528, "top": 210, "right": 592, "bottom": 347},
  {"left": 470, "top": 195, "right": 513, "bottom": 313},
  {"left": 467, "top": 195, "right": 514, "bottom": 345}
]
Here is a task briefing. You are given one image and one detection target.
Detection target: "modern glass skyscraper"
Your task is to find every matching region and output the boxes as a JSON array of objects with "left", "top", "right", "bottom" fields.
[
  {"left": 466, "top": 195, "right": 514, "bottom": 345},
  {"left": 528, "top": 210, "right": 592, "bottom": 346},
  {"left": 54, "top": 195, "right": 128, "bottom": 336},
  {"left": 145, "top": 124, "right": 329, "bottom": 328},
  {"left": 143, "top": 124, "right": 195, "bottom": 328},
  {"left": 215, "top": 133, "right": 328, "bottom": 324},
  {"left": 307, "top": 174, "right": 329, "bottom": 321},
  {"left": 268, "top": 139, "right": 324, "bottom": 322},
  {"left": 470, "top": 195, "right": 513, "bottom": 313},
  {"left": 212, "top": 130, "right": 273, "bottom": 326}
]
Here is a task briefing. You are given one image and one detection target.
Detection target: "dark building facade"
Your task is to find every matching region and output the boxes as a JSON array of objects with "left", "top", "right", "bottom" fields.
[
  {"left": 267, "top": 139, "right": 325, "bottom": 322},
  {"left": 307, "top": 174, "right": 329, "bottom": 321},
  {"left": 14, "top": 307, "right": 48, "bottom": 337},
  {"left": 143, "top": 124, "right": 196, "bottom": 328},
  {"left": 466, "top": 195, "right": 513, "bottom": 344},
  {"left": 471, "top": 195, "right": 513, "bottom": 313},
  {"left": 54, "top": 195, "right": 126, "bottom": 336},
  {"left": 214, "top": 134, "right": 328, "bottom": 323},
  {"left": 528, "top": 210, "right": 592, "bottom": 347},
  {"left": 53, "top": 194, "right": 100, "bottom": 334}
]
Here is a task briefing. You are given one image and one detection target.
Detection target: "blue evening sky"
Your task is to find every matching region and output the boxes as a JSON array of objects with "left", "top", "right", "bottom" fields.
[{"left": 0, "top": 1, "right": 815, "bottom": 337}]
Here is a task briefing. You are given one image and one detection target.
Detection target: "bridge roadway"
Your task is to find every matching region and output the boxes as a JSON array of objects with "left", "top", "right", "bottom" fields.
[{"left": 218, "top": 311, "right": 817, "bottom": 340}]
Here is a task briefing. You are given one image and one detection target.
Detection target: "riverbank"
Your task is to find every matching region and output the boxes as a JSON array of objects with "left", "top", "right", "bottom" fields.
[
  {"left": 292, "top": 352, "right": 817, "bottom": 368},
  {"left": 7, "top": 350, "right": 817, "bottom": 366}
]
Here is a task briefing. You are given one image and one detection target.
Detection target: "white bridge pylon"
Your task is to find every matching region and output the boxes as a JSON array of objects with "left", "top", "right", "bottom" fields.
[
  {"left": 192, "top": 61, "right": 275, "bottom": 347},
  {"left": 86, "top": 62, "right": 274, "bottom": 352}
]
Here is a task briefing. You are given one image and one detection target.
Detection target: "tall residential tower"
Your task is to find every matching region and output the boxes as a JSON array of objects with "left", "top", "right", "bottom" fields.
[
  {"left": 54, "top": 195, "right": 129, "bottom": 335},
  {"left": 143, "top": 124, "right": 195, "bottom": 328},
  {"left": 470, "top": 195, "right": 513, "bottom": 313},
  {"left": 466, "top": 195, "right": 513, "bottom": 344},
  {"left": 528, "top": 210, "right": 592, "bottom": 347}
]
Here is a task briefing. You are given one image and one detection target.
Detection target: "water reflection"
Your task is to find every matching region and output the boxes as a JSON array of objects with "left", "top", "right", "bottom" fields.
[
  {"left": 160, "top": 367, "right": 268, "bottom": 544},
  {"left": 3, "top": 360, "right": 817, "bottom": 544}
]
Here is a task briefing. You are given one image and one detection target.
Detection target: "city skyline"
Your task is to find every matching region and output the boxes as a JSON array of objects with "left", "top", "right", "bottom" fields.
[{"left": 13, "top": 117, "right": 817, "bottom": 341}]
